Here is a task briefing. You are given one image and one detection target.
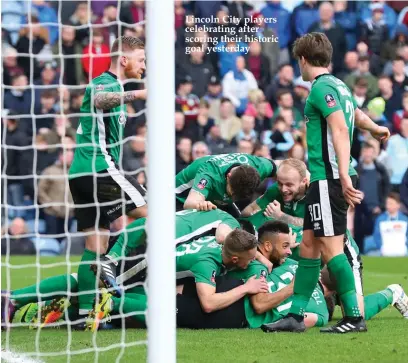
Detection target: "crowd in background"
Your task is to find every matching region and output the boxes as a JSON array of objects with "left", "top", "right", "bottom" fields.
[{"left": 2, "top": 0, "right": 408, "bottom": 256}]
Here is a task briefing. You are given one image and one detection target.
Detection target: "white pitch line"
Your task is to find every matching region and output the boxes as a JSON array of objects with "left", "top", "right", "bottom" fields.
[{"left": 1, "top": 350, "right": 44, "bottom": 363}]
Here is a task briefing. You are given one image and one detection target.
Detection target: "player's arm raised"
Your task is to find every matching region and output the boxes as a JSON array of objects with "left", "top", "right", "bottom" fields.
[
  {"left": 196, "top": 275, "right": 268, "bottom": 313},
  {"left": 354, "top": 108, "right": 390, "bottom": 142},
  {"left": 94, "top": 89, "right": 147, "bottom": 110},
  {"left": 250, "top": 280, "right": 294, "bottom": 314},
  {"left": 327, "top": 110, "right": 363, "bottom": 207}
]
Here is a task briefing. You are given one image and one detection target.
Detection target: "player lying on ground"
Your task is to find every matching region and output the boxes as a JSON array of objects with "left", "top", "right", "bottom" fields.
[
  {"left": 261, "top": 32, "right": 390, "bottom": 334},
  {"left": 67, "top": 35, "right": 149, "bottom": 325},
  {"left": 241, "top": 158, "right": 365, "bottom": 315},
  {"left": 97, "top": 209, "right": 272, "bottom": 296},
  {"left": 175, "top": 153, "right": 278, "bottom": 213}
]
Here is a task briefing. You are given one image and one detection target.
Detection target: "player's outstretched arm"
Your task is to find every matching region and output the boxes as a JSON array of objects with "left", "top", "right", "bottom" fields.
[
  {"left": 196, "top": 276, "right": 268, "bottom": 313},
  {"left": 250, "top": 281, "right": 294, "bottom": 314},
  {"left": 94, "top": 89, "right": 147, "bottom": 110},
  {"left": 184, "top": 190, "right": 217, "bottom": 211},
  {"left": 354, "top": 108, "right": 390, "bottom": 142}
]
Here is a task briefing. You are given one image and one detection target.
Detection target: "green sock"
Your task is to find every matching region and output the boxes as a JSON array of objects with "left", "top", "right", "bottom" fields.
[
  {"left": 11, "top": 274, "right": 78, "bottom": 307},
  {"left": 327, "top": 253, "right": 361, "bottom": 318},
  {"left": 289, "top": 257, "right": 321, "bottom": 317},
  {"left": 78, "top": 249, "right": 98, "bottom": 313},
  {"left": 364, "top": 289, "right": 393, "bottom": 320},
  {"left": 111, "top": 293, "right": 146, "bottom": 324},
  {"left": 107, "top": 218, "right": 147, "bottom": 261}
]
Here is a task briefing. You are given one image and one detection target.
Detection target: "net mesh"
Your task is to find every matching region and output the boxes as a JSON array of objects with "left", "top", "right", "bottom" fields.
[{"left": 1, "top": 0, "right": 149, "bottom": 361}]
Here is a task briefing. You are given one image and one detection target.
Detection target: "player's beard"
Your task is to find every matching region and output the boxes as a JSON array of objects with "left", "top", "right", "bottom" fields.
[{"left": 124, "top": 64, "right": 142, "bottom": 80}]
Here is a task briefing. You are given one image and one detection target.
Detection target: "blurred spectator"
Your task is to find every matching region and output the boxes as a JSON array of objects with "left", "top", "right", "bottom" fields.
[
  {"left": 382, "top": 45, "right": 408, "bottom": 77},
  {"left": 360, "top": 3, "right": 389, "bottom": 55},
  {"left": 31, "top": 0, "right": 59, "bottom": 45},
  {"left": 192, "top": 141, "right": 210, "bottom": 161},
  {"left": 247, "top": 41, "right": 271, "bottom": 91},
  {"left": 308, "top": 2, "right": 347, "bottom": 75},
  {"left": 69, "top": 91, "right": 85, "bottom": 129},
  {"left": 222, "top": 56, "right": 258, "bottom": 116},
  {"left": 371, "top": 193, "right": 408, "bottom": 256},
  {"left": 262, "top": 116, "right": 295, "bottom": 159},
  {"left": 337, "top": 51, "right": 358, "bottom": 81},
  {"left": 196, "top": 100, "right": 215, "bottom": 140},
  {"left": 205, "top": 125, "right": 230, "bottom": 155},
  {"left": 290, "top": 1, "right": 320, "bottom": 41},
  {"left": 288, "top": 142, "right": 306, "bottom": 162},
  {"left": 378, "top": 75, "right": 403, "bottom": 125},
  {"left": 1, "top": 1, "right": 28, "bottom": 45},
  {"left": 400, "top": 168, "right": 408, "bottom": 214},
  {"left": 120, "top": 0, "right": 145, "bottom": 25},
  {"left": 1, "top": 218, "right": 36, "bottom": 255},
  {"left": 1, "top": 111, "right": 30, "bottom": 219},
  {"left": 216, "top": 38, "right": 248, "bottom": 77},
  {"left": 16, "top": 14, "right": 49, "bottom": 80},
  {"left": 178, "top": 45, "right": 214, "bottom": 98},
  {"left": 176, "top": 13, "right": 195, "bottom": 51},
  {"left": 91, "top": 0, "right": 117, "bottom": 18},
  {"left": 176, "top": 75, "right": 200, "bottom": 123},
  {"left": 271, "top": 90, "right": 303, "bottom": 129},
  {"left": 245, "top": 89, "right": 273, "bottom": 132},
  {"left": 265, "top": 64, "right": 294, "bottom": 109},
  {"left": 174, "top": 0, "right": 186, "bottom": 30},
  {"left": 193, "top": 1, "right": 222, "bottom": 21},
  {"left": 352, "top": 77, "right": 370, "bottom": 109},
  {"left": 359, "top": 0, "right": 397, "bottom": 38},
  {"left": 122, "top": 136, "right": 146, "bottom": 174},
  {"left": 234, "top": 115, "right": 258, "bottom": 145},
  {"left": 386, "top": 118, "right": 408, "bottom": 191},
  {"left": 253, "top": 142, "right": 271, "bottom": 159},
  {"left": 203, "top": 75, "right": 223, "bottom": 120},
  {"left": 52, "top": 114, "right": 76, "bottom": 140},
  {"left": 176, "top": 137, "right": 193, "bottom": 173},
  {"left": 381, "top": 24, "right": 408, "bottom": 64},
  {"left": 237, "top": 139, "right": 254, "bottom": 154},
  {"left": 334, "top": 0, "right": 358, "bottom": 51},
  {"left": 354, "top": 142, "right": 390, "bottom": 252},
  {"left": 2, "top": 47, "right": 25, "bottom": 87},
  {"left": 95, "top": 3, "right": 119, "bottom": 48},
  {"left": 393, "top": 92, "right": 408, "bottom": 133},
  {"left": 344, "top": 55, "right": 378, "bottom": 100},
  {"left": 53, "top": 25, "right": 84, "bottom": 86},
  {"left": 216, "top": 98, "right": 241, "bottom": 143},
  {"left": 69, "top": 1, "right": 97, "bottom": 45},
  {"left": 390, "top": 56, "right": 408, "bottom": 94},
  {"left": 175, "top": 111, "right": 195, "bottom": 142},
  {"left": 35, "top": 90, "right": 57, "bottom": 130},
  {"left": 260, "top": 0, "right": 291, "bottom": 64},
  {"left": 293, "top": 77, "right": 311, "bottom": 114},
  {"left": 3, "top": 74, "right": 32, "bottom": 127},
  {"left": 355, "top": 40, "right": 382, "bottom": 76},
  {"left": 38, "top": 148, "right": 74, "bottom": 240},
  {"left": 81, "top": 29, "right": 111, "bottom": 81},
  {"left": 34, "top": 61, "right": 59, "bottom": 112},
  {"left": 225, "top": 1, "right": 253, "bottom": 29}
]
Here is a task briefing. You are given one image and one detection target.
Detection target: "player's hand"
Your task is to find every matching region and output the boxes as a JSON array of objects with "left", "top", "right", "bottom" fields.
[
  {"left": 245, "top": 275, "right": 269, "bottom": 295},
  {"left": 289, "top": 227, "right": 300, "bottom": 249},
  {"left": 340, "top": 175, "right": 363, "bottom": 208},
  {"left": 264, "top": 201, "right": 282, "bottom": 219},
  {"left": 134, "top": 89, "right": 147, "bottom": 100},
  {"left": 371, "top": 125, "right": 390, "bottom": 143},
  {"left": 196, "top": 201, "right": 217, "bottom": 211}
]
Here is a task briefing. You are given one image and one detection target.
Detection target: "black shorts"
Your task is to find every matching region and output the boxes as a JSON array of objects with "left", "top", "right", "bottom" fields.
[
  {"left": 69, "top": 169, "right": 146, "bottom": 231},
  {"left": 176, "top": 276, "right": 247, "bottom": 329},
  {"left": 304, "top": 176, "right": 357, "bottom": 237}
]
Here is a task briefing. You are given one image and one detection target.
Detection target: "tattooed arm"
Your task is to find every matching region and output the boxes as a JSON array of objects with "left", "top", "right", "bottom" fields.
[
  {"left": 264, "top": 201, "right": 304, "bottom": 227},
  {"left": 94, "top": 89, "right": 147, "bottom": 110},
  {"left": 274, "top": 213, "right": 304, "bottom": 227}
]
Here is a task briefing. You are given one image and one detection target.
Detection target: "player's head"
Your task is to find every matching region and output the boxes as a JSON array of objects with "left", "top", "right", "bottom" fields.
[
  {"left": 111, "top": 36, "right": 145, "bottom": 80},
  {"left": 386, "top": 192, "right": 401, "bottom": 215},
  {"left": 257, "top": 221, "right": 292, "bottom": 265},
  {"left": 226, "top": 165, "right": 261, "bottom": 201},
  {"left": 222, "top": 229, "right": 258, "bottom": 270},
  {"left": 292, "top": 32, "right": 332, "bottom": 81},
  {"left": 276, "top": 158, "right": 308, "bottom": 202}
]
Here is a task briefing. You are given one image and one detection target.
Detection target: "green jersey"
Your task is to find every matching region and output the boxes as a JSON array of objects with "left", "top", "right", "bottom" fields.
[
  {"left": 176, "top": 236, "right": 225, "bottom": 287},
  {"left": 175, "top": 209, "right": 240, "bottom": 245},
  {"left": 69, "top": 72, "right": 126, "bottom": 178},
  {"left": 175, "top": 153, "right": 277, "bottom": 206},
  {"left": 256, "top": 183, "right": 306, "bottom": 218},
  {"left": 228, "top": 259, "right": 326, "bottom": 328},
  {"left": 304, "top": 74, "right": 358, "bottom": 182}
]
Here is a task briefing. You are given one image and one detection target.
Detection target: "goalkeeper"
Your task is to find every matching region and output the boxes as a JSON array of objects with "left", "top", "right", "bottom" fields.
[{"left": 68, "top": 35, "right": 148, "bottom": 322}]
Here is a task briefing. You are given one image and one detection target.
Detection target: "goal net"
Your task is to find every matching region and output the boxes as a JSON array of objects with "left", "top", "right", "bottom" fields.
[{"left": 1, "top": 0, "right": 175, "bottom": 362}]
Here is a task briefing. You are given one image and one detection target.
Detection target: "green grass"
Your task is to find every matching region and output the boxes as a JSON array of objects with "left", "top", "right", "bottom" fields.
[{"left": 1, "top": 256, "right": 408, "bottom": 363}]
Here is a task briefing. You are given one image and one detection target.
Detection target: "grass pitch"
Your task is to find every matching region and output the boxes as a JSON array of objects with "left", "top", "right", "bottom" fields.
[{"left": 1, "top": 256, "right": 407, "bottom": 363}]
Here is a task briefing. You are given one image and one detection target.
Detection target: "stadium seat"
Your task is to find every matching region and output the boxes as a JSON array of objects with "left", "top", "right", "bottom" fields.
[{"left": 32, "top": 237, "right": 61, "bottom": 256}]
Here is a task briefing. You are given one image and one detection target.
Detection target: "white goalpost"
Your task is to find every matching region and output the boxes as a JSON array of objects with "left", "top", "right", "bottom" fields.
[{"left": 146, "top": 1, "right": 176, "bottom": 363}]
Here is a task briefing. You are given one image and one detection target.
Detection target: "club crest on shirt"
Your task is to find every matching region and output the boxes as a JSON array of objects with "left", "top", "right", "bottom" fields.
[
  {"left": 260, "top": 270, "right": 267, "bottom": 279},
  {"left": 325, "top": 94, "right": 336, "bottom": 108},
  {"left": 118, "top": 111, "right": 127, "bottom": 125},
  {"left": 210, "top": 270, "right": 216, "bottom": 283},
  {"left": 95, "top": 84, "right": 104, "bottom": 91},
  {"left": 304, "top": 115, "right": 309, "bottom": 123},
  {"left": 197, "top": 178, "right": 208, "bottom": 190}
]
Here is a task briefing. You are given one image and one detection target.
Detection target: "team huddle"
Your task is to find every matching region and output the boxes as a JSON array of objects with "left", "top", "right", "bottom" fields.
[{"left": 3, "top": 33, "right": 408, "bottom": 334}]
